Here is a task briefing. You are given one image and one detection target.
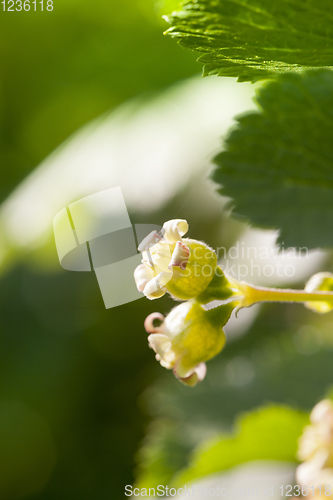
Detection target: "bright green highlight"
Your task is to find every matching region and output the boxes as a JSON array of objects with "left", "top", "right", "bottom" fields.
[{"left": 172, "top": 405, "right": 309, "bottom": 487}]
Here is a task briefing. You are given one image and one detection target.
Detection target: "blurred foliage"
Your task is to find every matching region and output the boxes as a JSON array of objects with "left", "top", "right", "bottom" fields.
[
  {"left": 135, "top": 405, "right": 309, "bottom": 490},
  {"left": 135, "top": 419, "right": 192, "bottom": 491},
  {"left": 0, "top": 192, "right": 244, "bottom": 499},
  {"left": 0, "top": 257, "right": 187, "bottom": 499},
  {"left": 213, "top": 70, "right": 333, "bottom": 249},
  {"left": 0, "top": 401, "right": 56, "bottom": 498},
  {"left": 0, "top": 0, "right": 201, "bottom": 498},
  {"left": 1, "top": 0, "right": 333, "bottom": 498},
  {"left": 0, "top": 0, "right": 198, "bottom": 202},
  {"left": 165, "top": 0, "right": 333, "bottom": 83},
  {"left": 173, "top": 405, "right": 309, "bottom": 487},
  {"left": 135, "top": 300, "right": 333, "bottom": 488}
]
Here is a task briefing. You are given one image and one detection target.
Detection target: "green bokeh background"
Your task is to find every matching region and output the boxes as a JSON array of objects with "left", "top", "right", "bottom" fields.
[{"left": 0, "top": 1, "right": 333, "bottom": 499}]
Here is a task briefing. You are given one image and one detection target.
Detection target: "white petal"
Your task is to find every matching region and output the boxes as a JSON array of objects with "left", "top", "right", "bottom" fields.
[
  {"left": 134, "top": 263, "right": 155, "bottom": 292},
  {"left": 159, "top": 358, "right": 173, "bottom": 369},
  {"left": 148, "top": 333, "right": 175, "bottom": 369},
  {"left": 148, "top": 333, "right": 171, "bottom": 354},
  {"left": 153, "top": 244, "right": 172, "bottom": 273},
  {"left": 296, "top": 451, "right": 331, "bottom": 487},
  {"left": 169, "top": 241, "right": 190, "bottom": 270},
  {"left": 296, "top": 461, "right": 316, "bottom": 487},
  {"left": 164, "top": 301, "right": 192, "bottom": 338},
  {"left": 143, "top": 271, "right": 172, "bottom": 300},
  {"left": 163, "top": 219, "right": 189, "bottom": 243},
  {"left": 138, "top": 230, "right": 163, "bottom": 253},
  {"left": 311, "top": 399, "right": 333, "bottom": 424},
  {"left": 174, "top": 362, "right": 207, "bottom": 387},
  {"left": 194, "top": 362, "right": 207, "bottom": 382}
]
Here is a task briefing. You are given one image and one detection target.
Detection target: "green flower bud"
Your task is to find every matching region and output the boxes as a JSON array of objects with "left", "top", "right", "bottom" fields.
[
  {"left": 305, "top": 272, "right": 333, "bottom": 313},
  {"left": 144, "top": 300, "right": 234, "bottom": 386},
  {"left": 165, "top": 238, "right": 217, "bottom": 300}
]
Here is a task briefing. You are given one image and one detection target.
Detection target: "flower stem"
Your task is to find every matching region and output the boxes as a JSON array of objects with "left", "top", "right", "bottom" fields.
[{"left": 239, "top": 283, "right": 333, "bottom": 308}]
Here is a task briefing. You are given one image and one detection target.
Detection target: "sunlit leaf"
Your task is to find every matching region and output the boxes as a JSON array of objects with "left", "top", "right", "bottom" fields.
[
  {"left": 213, "top": 70, "right": 333, "bottom": 249},
  {"left": 173, "top": 405, "right": 309, "bottom": 486},
  {"left": 165, "top": 0, "right": 333, "bottom": 83}
]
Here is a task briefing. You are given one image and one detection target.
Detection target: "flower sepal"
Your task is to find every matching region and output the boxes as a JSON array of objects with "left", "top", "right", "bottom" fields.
[{"left": 196, "top": 267, "right": 236, "bottom": 304}]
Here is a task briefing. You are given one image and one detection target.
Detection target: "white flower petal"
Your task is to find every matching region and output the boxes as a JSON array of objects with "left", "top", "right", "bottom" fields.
[
  {"left": 311, "top": 399, "right": 333, "bottom": 424},
  {"left": 143, "top": 282, "right": 166, "bottom": 299},
  {"left": 143, "top": 271, "right": 172, "bottom": 300},
  {"left": 296, "top": 450, "right": 332, "bottom": 487},
  {"left": 138, "top": 230, "right": 163, "bottom": 253},
  {"left": 163, "top": 219, "right": 189, "bottom": 243},
  {"left": 159, "top": 358, "right": 174, "bottom": 369},
  {"left": 148, "top": 333, "right": 171, "bottom": 354},
  {"left": 194, "top": 362, "right": 207, "bottom": 382},
  {"left": 152, "top": 245, "right": 173, "bottom": 273},
  {"left": 164, "top": 301, "right": 192, "bottom": 338},
  {"left": 134, "top": 263, "right": 155, "bottom": 292},
  {"left": 174, "top": 362, "right": 207, "bottom": 387},
  {"left": 148, "top": 333, "right": 175, "bottom": 369}
]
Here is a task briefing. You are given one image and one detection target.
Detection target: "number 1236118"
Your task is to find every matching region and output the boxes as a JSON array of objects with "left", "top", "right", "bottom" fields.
[{"left": 2, "top": 0, "right": 53, "bottom": 10}]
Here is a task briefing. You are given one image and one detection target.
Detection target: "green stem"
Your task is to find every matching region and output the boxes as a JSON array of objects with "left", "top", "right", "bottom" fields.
[{"left": 240, "top": 283, "right": 333, "bottom": 308}]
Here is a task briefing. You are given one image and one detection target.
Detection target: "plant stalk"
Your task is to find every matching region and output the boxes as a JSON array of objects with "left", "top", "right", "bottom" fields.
[{"left": 239, "top": 283, "right": 333, "bottom": 308}]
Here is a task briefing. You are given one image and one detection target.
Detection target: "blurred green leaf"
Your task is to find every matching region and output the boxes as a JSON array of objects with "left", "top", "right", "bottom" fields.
[
  {"left": 135, "top": 420, "right": 191, "bottom": 490},
  {"left": 213, "top": 70, "right": 333, "bottom": 249},
  {"left": 173, "top": 405, "right": 309, "bottom": 487},
  {"left": 139, "top": 302, "right": 333, "bottom": 489},
  {"left": 0, "top": 0, "right": 198, "bottom": 201},
  {"left": 0, "top": 401, "right": 56, "bottom": 499},
  {"left": 164, "top": 0, "right": 333, "bottom": 83}
]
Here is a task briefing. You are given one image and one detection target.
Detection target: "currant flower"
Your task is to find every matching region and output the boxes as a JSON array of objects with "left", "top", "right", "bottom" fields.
[
  {"left": 296, "top": 399, "right": 333, "bottom": 488},
  {"left": 135, "top": 219, "right": 333, "bottom": 388},
  {"left": 298, "top": 399, "right": 333, "bottom": 463},
  {"left": 144, "top": 300, "right": 234, "bottom": 386},
  {"left": 134, "top": 219, "right": 218, "bottom": 301}
]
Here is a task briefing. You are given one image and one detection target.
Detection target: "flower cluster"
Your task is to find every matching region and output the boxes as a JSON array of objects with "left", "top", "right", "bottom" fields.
[
  {"left": 134, "top": 219, "right": 333, "bottom": 387},
  {"left": 296, "top": 399, "right": 333, "bottom": 493},
  {"left": 134, "top": 219, "right": 235, "bottom": 386}
]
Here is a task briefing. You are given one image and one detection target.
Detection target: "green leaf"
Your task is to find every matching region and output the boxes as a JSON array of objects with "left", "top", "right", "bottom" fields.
[
  {"left": 164, "top": 0, "right": 333, "bottom": 83},
  {"left": 213, "top": 70, "right": 333, "bottom": 249},
  {"left": 172, "top": 405, "right": 309, "bottom": 487}
]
